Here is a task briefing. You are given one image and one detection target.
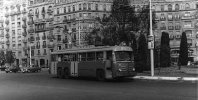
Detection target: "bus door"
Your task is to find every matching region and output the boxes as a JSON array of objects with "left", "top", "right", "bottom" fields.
[
  {"left": 70, "top": 54, "right": 78, "bottom": 77},
  {"left": 105, "top": 51, "right": 113, "bottom": 79},
  {"left": 70, "top": 62, "right": 78, "bottom": 77}
]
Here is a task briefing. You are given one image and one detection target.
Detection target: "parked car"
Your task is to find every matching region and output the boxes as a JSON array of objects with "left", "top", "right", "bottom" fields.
[
  {"left": 21, "top": 65, "right": 41, "bottom": 73},
  {"left": 5, "top": 66, "right": 20, "bottom": 73},
  {"left": 0, "top": 65, "right": 6, "bottom": 71}
]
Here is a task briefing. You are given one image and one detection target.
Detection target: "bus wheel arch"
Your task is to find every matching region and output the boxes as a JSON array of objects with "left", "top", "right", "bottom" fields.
[{"left": 96, "top": 69, "right": 105, "bottom": 81}]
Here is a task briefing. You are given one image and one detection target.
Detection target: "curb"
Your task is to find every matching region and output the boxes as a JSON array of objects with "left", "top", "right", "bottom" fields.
[{"left": 133, "top": 76, "right": 198, "bottom": 81}]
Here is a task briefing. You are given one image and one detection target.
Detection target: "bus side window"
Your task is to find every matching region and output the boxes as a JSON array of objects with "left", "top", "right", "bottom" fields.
[
  {"left": 79, "top": 53, "right": 86, "bottom": 61},
  {"left": 96, "top": 52, "right": 103, "bottom": 61},
  {"left": 106, "top": 51, "right": 112, "bottom": 60},
  {"left": 87, "top": 52, "right": 95, "bottom": 61}
]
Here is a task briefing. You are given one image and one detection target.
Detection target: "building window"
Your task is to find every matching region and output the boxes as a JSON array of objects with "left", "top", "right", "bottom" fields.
[
  {"left": 57, "top": 35, "right": 61, "bottom": 41},
  {"left": 175, "top": 4, "right": 179, "bottom": 11},
  {"left": 38, "top": 50, "right": 40, "bottom": 55},
  {"left": 43, "top": 49, "right": 47, "bottom": 55},
  {"left": 160, "top": 13, "right": 166, "bottom": 21},
  {"left": 185, "top": 3, "right": 190, "bottom": 10},
  {"left": 83, "top": 3, "right": 87, "bottom": 10},
  {"left": 73, "top": 5, "right": 75, "bottom": 12},
  {"left": 184, "top": 21, "right": 192, "bottom": 28},
  {"left": 79, "top": 4, "right": 82, "bottom": 10},
  {"left": 168, "top": 4, "right": 172, "bottom": 11},
  {"left": 11, "top": 16, "right": 15, "bottom": 21},
  {"left": 79, "top": 13, "right": 82, "bottom": 18},
  {"left": 175, "top": 22, "right": 181, "bottom": 30},
  {"left": 95, "top": 4, "right": 98, "bottom": 11},
  {"left": 58, "top": 46, "right": 61, "bottom": 50},
  {"left": 68, "top": 6, "right": 71, "bottom": 12},
  {"left": 161, "top": 5, "right": 164, "bottom": 11},
  {"left": 64, "top": 7, "right": 66, "bottom": 13},
  {"left": 168, "top": 22, "right": 174, "bottom": 30},
  {"left": 167, "top": 13, "right": 173, "bottom": 21},
  {"left": 57, "top": 8, "right": 59, "bottom": 14},
  {"left": 88, "top": 3, "right": 91, "bottom": 10},
  {"left": 196, "top": 3, "right": 198, "bottom": 9},
  {"left": 175, "top": 13, "right": 180, "bottom": 21},
  {"left": 103, "top": 4, "right": 106, "bottom": 11},
  {"left": 160, "top": 23, "right": 166, "bottom": 30},
  {"left": 31, "top": 50, "right": 34, "bottom": 56},
  {"left": 17, "top": 22, "right": 21, "bottom": 27},
  {"left": 184, "top": 12, "right": 191, "bottom": 17}
]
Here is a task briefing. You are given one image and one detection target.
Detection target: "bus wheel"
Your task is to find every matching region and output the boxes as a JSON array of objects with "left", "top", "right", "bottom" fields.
[
  {"left": 97, "top": 70, "right": 105, "bottom": 81},
  {"left": 57, "top": 68, "right": 62, "bottom": 78},
  {"left": 64, "top": 68, "right": 69, "bottom": 79}
]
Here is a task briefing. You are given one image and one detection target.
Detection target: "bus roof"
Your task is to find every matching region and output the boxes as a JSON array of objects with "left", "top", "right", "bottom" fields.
[{"left": 51, "top": 45, "right": 133, "bottom": 54}]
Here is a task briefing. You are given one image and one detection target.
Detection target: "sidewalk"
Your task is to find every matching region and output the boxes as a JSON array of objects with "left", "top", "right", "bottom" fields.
[{"left": 133, "top": 66, "right": 198, "bottom": 81}]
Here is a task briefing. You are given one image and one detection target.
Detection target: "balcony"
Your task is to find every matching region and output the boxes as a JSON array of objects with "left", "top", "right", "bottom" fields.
[
  {"left": 47, "top": 44, "right": 54, "bottom": 48},
  {"left": 42, "top": 36, "right": 46, "bottom": 40},
  {"left": 28, "top": 28, "right": 34, "bottom": 33},
  {"left": 168, "top": 26, "right": 174, "bottom": 30},
  {"left": 47, "top": 9, "right": 53, "bottom": 14},
  {"left": 36, "top": 37, "right": 40, "bottom": 40},
  {"left": 22, "top": 9, "right": 27, "bottom": 14},
  {"left": 15, "top": 11, "right": 21, "bottom": 15},
  {"left": 6, "top": 40, "right": 10, "bottom": 45},
  {"left": 36, "top": 45, "right": 40, "bottom": 49},
  {"left": 46, "top": 18, "right": 53, "bottom": 22},
  {"left": 160, "top": 27, "right": 166, "bottom": 30},
  {"left": 29, "top": 36, "right": 35, "bottom": 43},
  {"left": 28, "top": 13, "right": 34, "bottom": 17},
  {"left": 22, "top": 17, "right": 27, "bottom": 21},
  {"left": 28, "top": 21, "right": 34, "bottom": 25},
  {"left": 31, "top": 46, "right": 35, "bottom": 49},
  {"left": 22, "top": 24, "right": 27, "bottom": 28},
  {"left": 181, "top": 16, "right": 194, "bottom": 20},
  {"left": 22, "top": 31, "right": 27, "bottom": 36},
  {"left": 22, "top": 39, "right": 28, "bottom": 43},
  {"left": 10, "top": 11, "right": 16, "bottom": 16},
  {"left": 35, "top": 27, "right": 46, "bottom": 32},
  {"left": 5, "top": 13, "right": 9, "bottom": 17},
  {"left": 5, "top": 33, "right": 9, "bottom": 38},
  {"left": 5, "top": 19, "right": 9, "bottom": 25},
  {"left": 175, "top": 26, "right": 181, "bottom": 30},
  {"left": 0, "top": 33, "right": 4, "bottom": 37},
  {"left": 45, "top": 26, "right": 54, "bottom": 31},
  {"left": 42, "top": 45, "right": 46, "bottom": 48}
]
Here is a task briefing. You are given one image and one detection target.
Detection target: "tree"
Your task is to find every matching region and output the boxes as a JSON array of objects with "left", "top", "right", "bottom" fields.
[
  {"left": 160, "top": 32, "right": 170, "bottom": 67},
  {"left": 136, "top": 34, "right": 148, "bottom": 72},
  {"left": 0, "top": 50, "right": 5, "bottom": 66},
  {"left": 178, "top": 32, "right": 188, "bottom": 68},
  {"left": 5, "top": 50, "right": 15, "bottom": 66}
]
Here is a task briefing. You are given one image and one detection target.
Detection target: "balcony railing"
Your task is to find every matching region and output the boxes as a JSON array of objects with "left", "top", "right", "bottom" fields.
[
  {"left": 47, "top": 44, "right": 54, "bottom": 48},
  {"left": 22, "top": 24, "right": 27, "bottom": 28},
  {"left": 5, "top": 33, "right": 9, "bottom": 38},
  {"left": 22, "top": 31, "right": 27, "bottom": 36},
  {"left": 47, "top": 9, "right": 53, "bottom": 14},
  {"left": 168, "top": 26, "right": 174, "bottom": 30},
  {"left": 5, "top": 13, "right": 9, "bottom": 17},
  {"left": 22, "top": 17, "right": 27, "bottom": 21},
  {"left": 22, "top": 39, "right": 28, "bottom": 43},
  {"left": 42, "top": 36, "right": 46, "bottom": 40},
  {"left": 5, "top": 19, "right": 9, "bottom": 25},
  {"left": 28, "top": 28, "right": 34, "bottom": 33},
  {"left": 46, "top": 18, "right": 53, "bottom": 22},
  {"left": 28, "top": 21, "right": 34, "bottom": 25},
  {"left": 42, "top": 45, "right": 46, "bottom": 48}
]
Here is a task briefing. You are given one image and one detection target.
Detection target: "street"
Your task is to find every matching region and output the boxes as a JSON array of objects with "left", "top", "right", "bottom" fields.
[{"left": 0, "top": 70, "right": 197, "bottom": 100}]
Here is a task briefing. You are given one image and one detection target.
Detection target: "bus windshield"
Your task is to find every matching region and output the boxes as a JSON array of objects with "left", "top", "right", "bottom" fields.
[{"left": 115, "top": 51, "right": 132, "bottom": 61}]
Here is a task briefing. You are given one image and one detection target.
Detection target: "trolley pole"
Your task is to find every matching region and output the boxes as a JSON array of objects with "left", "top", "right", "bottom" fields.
[{"left": 149, "top": 0, "right": 154, "bottom": 76}]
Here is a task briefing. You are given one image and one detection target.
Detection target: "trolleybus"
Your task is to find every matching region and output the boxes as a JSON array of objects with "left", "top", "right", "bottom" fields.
[{"left": 49, "top": 45, "right": 136, "bottom": 81}]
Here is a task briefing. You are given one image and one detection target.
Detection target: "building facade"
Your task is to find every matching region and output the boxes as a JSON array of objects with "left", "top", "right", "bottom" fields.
[
  {"left": 3, "top": 0, "right": 28, "bottom": 66},
  {"left": 27, "top": 0, "right": 54, "bottom": 67},
  {"left": 53, "top": 0, "right": 112, "bottom": 51},
  {"left": 0, "top": 0, "right": 4, "bottom": 50},
  {"left": 132, "top": 0, "right": 198, "bottom": 64}
]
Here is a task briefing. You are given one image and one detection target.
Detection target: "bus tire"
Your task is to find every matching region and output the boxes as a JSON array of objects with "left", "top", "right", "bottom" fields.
[
  {"left": 64, "top": 68, "right": 69, "bottom": 79},
  {"left": 96, "top": 70, "right": 105, "bottom": 81},
  {"left": 57, "top": 68, "right": 62, "bottom": 78}
]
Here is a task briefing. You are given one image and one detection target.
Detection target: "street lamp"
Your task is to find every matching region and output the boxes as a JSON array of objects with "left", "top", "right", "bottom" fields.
[{"left": 149, "top": 0, "right": 154, "bottom": 76}]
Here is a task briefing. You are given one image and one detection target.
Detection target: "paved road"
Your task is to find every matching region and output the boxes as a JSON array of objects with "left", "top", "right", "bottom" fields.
[{"left": 0, "top": 70, "right": 197, "bottom": 100}]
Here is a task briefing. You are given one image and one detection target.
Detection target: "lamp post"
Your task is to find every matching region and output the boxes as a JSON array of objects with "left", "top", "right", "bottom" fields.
[{"left": 149, "top": 0, "right": 154, "bottom": 76}]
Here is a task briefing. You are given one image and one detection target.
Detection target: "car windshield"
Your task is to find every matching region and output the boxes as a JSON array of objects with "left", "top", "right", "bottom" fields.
[{"left": 115, "top": 51, "right": 132, "bottom": 61}]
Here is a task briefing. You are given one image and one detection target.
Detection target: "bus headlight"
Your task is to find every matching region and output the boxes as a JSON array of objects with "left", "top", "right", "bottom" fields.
[
  {"left": 132, "top": 68, "right": 135, "bottom": 71},
  {"left": 118, "top": 68, "right": 122, "bottom": 72}
]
